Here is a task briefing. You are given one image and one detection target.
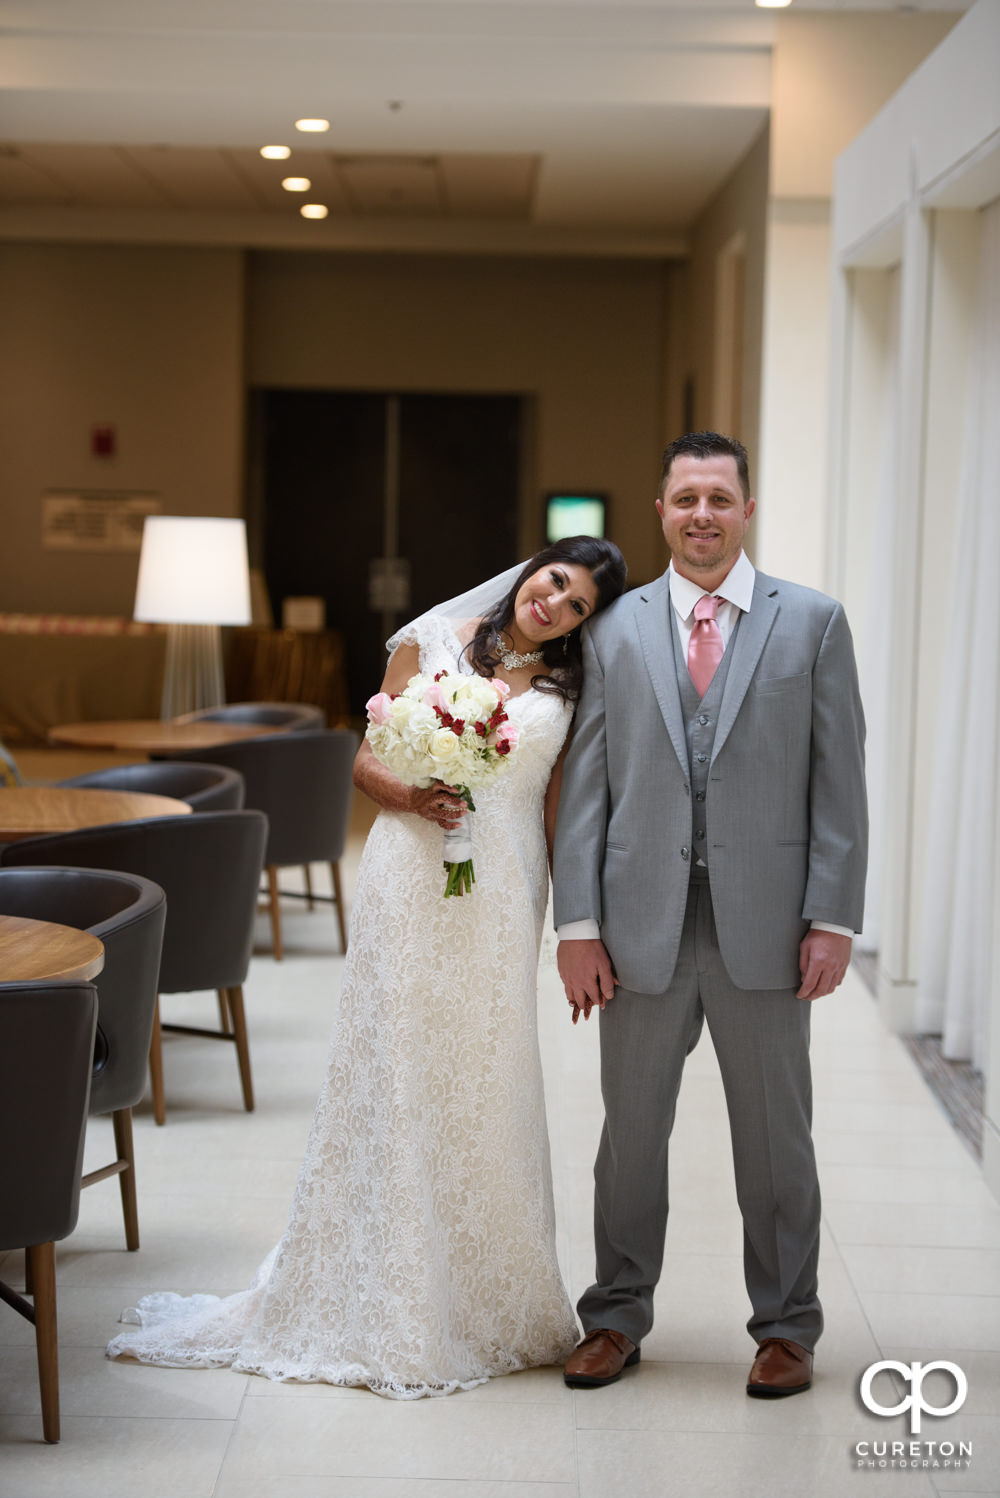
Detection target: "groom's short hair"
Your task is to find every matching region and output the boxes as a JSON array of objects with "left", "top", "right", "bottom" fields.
[{"left": 660, "top": 432, "right": 751, "bottom": 503}]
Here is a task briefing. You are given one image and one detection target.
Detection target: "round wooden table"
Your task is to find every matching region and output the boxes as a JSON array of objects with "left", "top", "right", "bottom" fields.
[
  {"left": 0, "top": 786, "right": 192, "bottom": 843},
  {"left": 0, "top": 914, "right": 105, "bottom": 982},
  {"left": 49, "top": 719, "right": 287, "bottom": 754}
]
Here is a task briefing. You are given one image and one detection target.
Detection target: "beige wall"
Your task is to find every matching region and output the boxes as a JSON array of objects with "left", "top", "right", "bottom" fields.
[
  {"left": 770, "top": 11, "right": 959, "bottom": 201},
  {"left": 0, "top": 244, "right": 245, "bottom": 614},
  {"left": 756, "top": 9, "right": 956, "bottom": 588},
  {"left": 0, "top": 244, "right": 678, "bottom": 611},
  {"left": 247, "top": 251, "right": 674, "bottom": 582},
  {"left": 687, "top": 122, "right": 769, "bottom": 473}
]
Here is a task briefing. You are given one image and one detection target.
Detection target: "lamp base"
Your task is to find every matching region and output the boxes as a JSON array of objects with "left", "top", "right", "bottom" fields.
[{"left": 160, "top": 623, "right": 226, "bottom": 719}]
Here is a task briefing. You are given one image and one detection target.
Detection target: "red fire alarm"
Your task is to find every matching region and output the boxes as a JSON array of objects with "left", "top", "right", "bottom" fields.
[{"left": 91, "top": 424, "right": 116, "bottom": 458}]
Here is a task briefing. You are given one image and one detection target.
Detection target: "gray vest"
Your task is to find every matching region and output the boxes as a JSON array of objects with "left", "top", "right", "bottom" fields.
[{"left": 669, "top": 605, "right": 741, "bottom": 869}]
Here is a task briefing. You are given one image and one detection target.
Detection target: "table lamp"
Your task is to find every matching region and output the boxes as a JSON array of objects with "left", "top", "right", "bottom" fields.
[{"left": 134, "top": 515, "right": 252, "bottom": 718}]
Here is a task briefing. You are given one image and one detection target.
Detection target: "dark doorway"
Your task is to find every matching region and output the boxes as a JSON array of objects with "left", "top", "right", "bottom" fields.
[{"left": 255, "top": 390, "right": 522, "bottom": 714}]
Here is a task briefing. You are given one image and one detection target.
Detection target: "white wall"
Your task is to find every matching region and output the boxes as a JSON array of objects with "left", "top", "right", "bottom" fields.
[{"left": 827, "top": 0, "right": 1000, "bottom": 1198}]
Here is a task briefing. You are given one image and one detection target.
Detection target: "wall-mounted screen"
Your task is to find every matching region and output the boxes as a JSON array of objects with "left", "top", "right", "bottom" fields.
[{"left": 545, "top": 492, "right": 607, "bottom": 542}]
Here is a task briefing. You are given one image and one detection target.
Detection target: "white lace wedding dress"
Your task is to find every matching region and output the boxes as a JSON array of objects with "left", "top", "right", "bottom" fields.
[{"left": 107, "top": 616, "right": 579, "bottom": 1397}]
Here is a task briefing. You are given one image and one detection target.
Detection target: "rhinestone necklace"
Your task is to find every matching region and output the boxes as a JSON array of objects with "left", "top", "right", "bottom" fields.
[{"left": 495, "top": 634, "right": 544, "bottom": 670}]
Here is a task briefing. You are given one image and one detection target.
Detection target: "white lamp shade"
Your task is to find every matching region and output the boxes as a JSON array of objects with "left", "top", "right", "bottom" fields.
[{"left": 134, "top": 516, "right": 252, "bottom": 625}]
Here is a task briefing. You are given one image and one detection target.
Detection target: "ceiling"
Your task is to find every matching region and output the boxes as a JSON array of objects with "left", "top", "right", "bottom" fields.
[{"left": 0, "top": 0, "right": 972, "bottom": 258}]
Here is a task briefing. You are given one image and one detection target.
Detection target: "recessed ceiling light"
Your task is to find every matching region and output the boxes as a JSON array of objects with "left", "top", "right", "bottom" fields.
[
  {"left": 295, "top": 118, "right": 330, "bottom": 133},
  {"left": 755, "top": 0, "right": 792, "bottom": 7},
  {"left": 300, "top": 204, "right": 329, "bottom": 220},
  {"left": 260, "top": 145, "right": 291, "bottom": 160},
  {"left": 282, "top": 177, "right": 311, "bottom": 192}
]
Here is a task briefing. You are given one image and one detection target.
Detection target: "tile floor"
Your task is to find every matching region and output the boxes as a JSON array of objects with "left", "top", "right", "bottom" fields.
[{"left": 1, "top": 793, "right": 998, "bottom": 1496}]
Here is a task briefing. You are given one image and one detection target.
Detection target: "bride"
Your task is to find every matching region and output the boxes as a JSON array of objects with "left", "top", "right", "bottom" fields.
[{"left": 107, "top": 536, "right": 627, "bottom": 1398}]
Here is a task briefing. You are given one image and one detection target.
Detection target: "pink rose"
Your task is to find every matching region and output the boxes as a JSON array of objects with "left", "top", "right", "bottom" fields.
[
  {"left": 494, "top": 720, "right": 519, "bottom": 756},
  {"left": 422, "top": 681, "right": 448, "bottom": 714},
  {"left": 493, "top": 678, "right": 511, "bottom": 700},
  {"left": 365, "top": 692, "right": 394, "bottom": 725}
]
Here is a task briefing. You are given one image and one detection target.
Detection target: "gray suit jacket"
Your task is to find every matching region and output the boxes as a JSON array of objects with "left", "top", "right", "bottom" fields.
[{"left": 552, "top": 567, "right": 868, "bottom": 992}]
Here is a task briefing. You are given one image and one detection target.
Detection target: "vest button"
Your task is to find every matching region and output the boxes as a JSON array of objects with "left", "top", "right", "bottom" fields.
[
  {"left": 696, "top": 829, "right": 705, "bottom": 839},
  {"left": 696, "top": 753, "right": 708, "bottom": 763},
  {"left": 699, "top": 715, "right": 709, "bottom": 725},
  {"left": 696, "top": 791, "right": 705, "bottom": 802}
]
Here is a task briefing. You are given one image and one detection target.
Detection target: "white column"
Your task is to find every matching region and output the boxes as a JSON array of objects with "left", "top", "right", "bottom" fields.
[
  {"left": 756, "top": 200, "right": 831, "bottom": 588},
  {"left": 985, "top": 730, "right": 1000, "bottom": 1198},
  {"left": 875, "top": 180, "right": 931, "bottom": 1034}
]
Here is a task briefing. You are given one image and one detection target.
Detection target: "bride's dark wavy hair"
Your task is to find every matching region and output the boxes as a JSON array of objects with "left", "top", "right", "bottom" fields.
[{"left": 465, "top": 536, "right": 627, "bottom": 702}]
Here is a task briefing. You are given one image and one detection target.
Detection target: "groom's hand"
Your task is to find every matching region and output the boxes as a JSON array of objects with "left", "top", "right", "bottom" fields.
[
  {"left": 558, "top": 938, "right": 618, "bottom": 1024},
  {"left": 797, "top": 930, "right": 852, "bottom": 1000}
]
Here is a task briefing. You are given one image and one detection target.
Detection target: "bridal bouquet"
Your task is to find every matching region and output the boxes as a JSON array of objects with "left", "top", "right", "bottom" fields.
[{"left": 365, "top": 670, "right": 520, "bottom": 896}]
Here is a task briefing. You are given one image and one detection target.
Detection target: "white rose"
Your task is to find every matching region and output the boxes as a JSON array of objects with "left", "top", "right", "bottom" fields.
[{"left": 430, "top": 727, "right": 461, "bottom": 764}]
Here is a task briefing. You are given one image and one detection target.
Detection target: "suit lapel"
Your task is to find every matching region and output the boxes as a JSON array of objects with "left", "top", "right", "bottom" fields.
[
  {"left": 712, "top": 573, "right": 780, "bottom": 763},
  {"left": 635, "top": 575, "right": 689, "bottom": 780}
]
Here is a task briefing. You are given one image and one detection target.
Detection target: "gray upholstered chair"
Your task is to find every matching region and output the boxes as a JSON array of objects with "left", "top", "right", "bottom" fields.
[
  {"left": 1, "top": 811, "right": 268, "bottom": 1125},
  {"left": 175, "top": 700, "right": 325, "bottom": 732},
  {"left": 57, "top": 759, "right": 245, "bottom": 812},
  {"left": 0, "top": 866, "right": 166, "bottom": 1250},
  {"left": 0, "top": 979, "right": 98, "bottom": 1443},
  {"left": 167, "top": 729, "right": 358, "bottom": 960}
]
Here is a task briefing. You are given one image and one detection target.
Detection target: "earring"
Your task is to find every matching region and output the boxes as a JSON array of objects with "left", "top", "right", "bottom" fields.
[{"left": 562, "top": 633, "right": 570, "bottom": 656}]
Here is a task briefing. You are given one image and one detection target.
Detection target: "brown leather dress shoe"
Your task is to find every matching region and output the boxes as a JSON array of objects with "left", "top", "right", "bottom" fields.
[
  {"left": 564, "top": 1328, "right": 640, "bottom": 1388},
  {"left": 746, "top": 1337, "right": 814, "bottom": 1397}
]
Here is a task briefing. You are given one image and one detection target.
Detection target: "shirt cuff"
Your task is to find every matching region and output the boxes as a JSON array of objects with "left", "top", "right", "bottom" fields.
[
  {"left": 810, "top": 920, "right": 854, "bottom": 939},
  {"left": 557, "top": 919, "right": 601, "bottom": 942}
]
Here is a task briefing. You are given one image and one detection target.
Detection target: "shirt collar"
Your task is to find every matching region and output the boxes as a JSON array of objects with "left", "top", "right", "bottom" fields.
[{"left": 668, "top": 550, "right": 756, "bottom": 621}]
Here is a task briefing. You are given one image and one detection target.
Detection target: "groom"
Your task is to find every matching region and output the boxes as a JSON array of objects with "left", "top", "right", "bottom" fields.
[{"left": 553, "top": 431, "right": 867, "bottom": 1395}]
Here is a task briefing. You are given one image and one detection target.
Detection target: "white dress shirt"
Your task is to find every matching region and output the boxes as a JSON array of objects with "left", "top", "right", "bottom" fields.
[
  {"left": 668, "top": 548, "right": 755, "bottom": 657},
  {"left": 558, "top": 551, "right": 853, "bottom": 945}
]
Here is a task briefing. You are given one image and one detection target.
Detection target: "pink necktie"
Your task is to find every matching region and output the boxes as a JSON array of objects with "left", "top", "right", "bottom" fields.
[{"left": 688, "top": 595, "right": 723, "bottom": 697}]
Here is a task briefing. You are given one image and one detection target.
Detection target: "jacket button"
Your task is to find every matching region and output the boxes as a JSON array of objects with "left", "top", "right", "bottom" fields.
[{"left": 681, "top": 847, "right": 690, "bottom": 860}]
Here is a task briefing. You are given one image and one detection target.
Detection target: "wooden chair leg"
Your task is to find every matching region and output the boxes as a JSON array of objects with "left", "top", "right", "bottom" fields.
[
  {"left": 217, "top": 989, "right": 230, "bottom": 1031},
  {"left": 267, "top": 865, "right": 283, "bottom": 961},
  {"left": 331, "top": 860, "right": 348, "bottom": 952},
  {"left": 149, "top": 995, "right": 166, "bottom": 1126},
  {"left": 23, "top": 1245, "right": 34, "bottom": 1297},
  {"left": 225, "top": 986, "right": 255, "bottom": 1112},
  {"left": 112, "top": 1108, "right": 140, "bottom": 1251},
  {"left": 303, "top": 863, "right": 314, "bottom": 910},
  {"left": 27, "top": 1241, "right": 60, "bottom": 1443}
]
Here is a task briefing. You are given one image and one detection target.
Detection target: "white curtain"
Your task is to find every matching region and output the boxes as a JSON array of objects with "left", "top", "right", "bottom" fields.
[
  {"left": 857, "top": 268, "right": 901, "bottom": 954},
  {"left": 916, "top": 198, "right": 1000, "bottom": 1068}
]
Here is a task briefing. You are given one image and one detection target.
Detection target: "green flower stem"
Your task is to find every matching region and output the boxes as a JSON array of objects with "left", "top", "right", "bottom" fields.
[
  {"left": 442, "top": 786, "right": 477, "bottom": 896},
  {"left": 443, "top": 858, "right": 475, "bottom": 897}
]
